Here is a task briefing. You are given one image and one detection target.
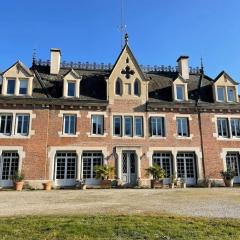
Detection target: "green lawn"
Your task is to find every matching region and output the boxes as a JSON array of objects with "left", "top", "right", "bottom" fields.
[{"left": 0, "top": 215, "right": 239, "bottom": 240}]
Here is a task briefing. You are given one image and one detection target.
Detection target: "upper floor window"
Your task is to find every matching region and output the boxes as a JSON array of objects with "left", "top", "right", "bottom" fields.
[
  {"left": 115, "top": 80, "right": 122, "bottom": 95},
  {"left": 176, "top": 117, "right": 189, "bottom": 137},
  {"left": 176, "top": 85, "right": 185, "bottom": 101},
  {"left": 0, "top": 114, "right": 13, "bottom": 135},
  {"left": 124, "top": 116, "right": 133, "bottom": 136},
  {"left": 91, "top": 115, "right": 104, "bottom": 135},
  {"left": 63, "top": 115, "right": 76, "bottom": 135},
  {"left": 150, "top": 117, "right": 165, "bottom": 137},
  {"left": 67, "top": 82, "right": 76, "bottom": 97},
  {"left": 217, "top": 118, "right": 229, "bottom": 138},
  {"left": 16, "top": 114, "right": 30, "bottom": 136},
  {"left": 7, "top": 80, "right": 15, "bottom": 95},
  {"left": 19, "top": 79, "right": 28, "bottom": 95},
  {"left": 134, "top": 80, "right": 140, "bottom": 96},
  {"left": 217, "top": 87, "right": 225, "bottom": 102},
  {"left": 134, "top": 116, "right": 143, "bottom": 137},
  {"left": 113, "top": 116, "right": 122, "bottom": 136},
  {"left": 227, "top": 87, "right": 236, "bottom": 102},
  {"left": 231, "top": 119, "right": 240, "bottom": 138}
]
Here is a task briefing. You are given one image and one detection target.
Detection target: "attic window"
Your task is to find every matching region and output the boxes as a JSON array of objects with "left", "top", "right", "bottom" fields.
[
  {"left": 67, "top": 82, "right": 76, "bottom": 97},
  {"left": 7, "top": 79, "right": 15, "bottom": 95},
  {"left": 19, "top": 79, "right": 28, "bottom": 95},
  {"left": 176, "top": 85, "right": 185, "bottom": 101},
  {"left": 227, "top": 87, "right": 236, "bottom": 102},
  {"left": 217, "top": 87, "right": 225, "bottom": 102}
]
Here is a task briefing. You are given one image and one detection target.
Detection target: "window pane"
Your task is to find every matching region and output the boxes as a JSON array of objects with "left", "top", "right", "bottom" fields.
[
  {"left": 7, "top": 80, "right": 15, "bottom": 94},
  {"left": 124, "top": 117, "right": 132, "bottom": 136},
  {"left": 64, "top": 115, "right": 76, "bottom": 134},
  {"left": 151, "top": 117, "right": 165, "bottom": 137},
  {"left": 19, "top": 80, "right": 28, "bottom": 95},
  {"left": 177, "top": 118, "right": 189, "bottom": 137},
  {"left": 115, "top": 80, "right": 121, "bottom": 95},
  {"left": 92, "top": 115, "right": 103, "bottom": 135},
  {"left": 176, "top": 85, "right": 184, "bottom": 100},
  {"left": 231, "top": 119, "right": 240, "bottom": 137},
  {"left": 135, "top": 117, "right": 143, "bottom": 137},
  {"left": 217, "top": 118, "right": 229, "bottom": 138},
  {"left": 227, "top": 87, "right": 235, "bottom": 102},
  {"left": 16, "top": 115, "right": 29, "bottom": 135},
  {"left": 113, "top": 116, "right": 121, "bottom": 136},
  {"left": 0, "top": 115, "right": 12, "bottom": 135},
  {"left": 217, "top": 87, "right": 225, "bottom": 101},
  {"left": 134, "top": 80, "right": 140, "bottom": 96},
  {"left": 68, "top": 82, "right": 76, "bottom": 97}
]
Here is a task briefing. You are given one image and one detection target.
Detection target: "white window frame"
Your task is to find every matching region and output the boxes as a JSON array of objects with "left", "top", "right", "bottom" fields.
[
  {"left": 227, "top": 86, "right": 236, "bottom": 102},
  {"left": 176, "top": 84, "right": 185, "bottom": 101},
  {"left": 150, "top": 117, "right": 165, "bottom": 137},
  {"left": 67, "top": 81, "right": 76, "bottom": 97},
  {"left": 15, "top": 114, "right": 30, "bottom": 136},
  {"left": 176, "top": 117, "right": 189, "bottom": 137},
  {"left": 6, "top": 79, "right": 16, "bottom": 95},
  {"left": 91, "top": 115, "right": 104, "bottom": 135},
  {"left": 124, "top": 116, "right": 133, "bottom": 137},
  {"left": 113, "top": 116, "right": 122, "bottom": 137},
  {"left": 19, "top": 79, "right": 28, "bottom": 95},
  {"left": 231, "top": 118, "right": 240, "bottom": 138},
  {"left": 134, "top": 116, "right": 143, "bottom": 137},
  {"left": 63, "top": 114, "right": 77, "bottom": 135},
  {"left": 217, "top": 86, "right": 225, "bottom": 102},
  {"left": 0, "top": 114, "right": 13, "bottom": 136},
  {"left": 217, "top": 118, "right": 229, "bottom": 138}
]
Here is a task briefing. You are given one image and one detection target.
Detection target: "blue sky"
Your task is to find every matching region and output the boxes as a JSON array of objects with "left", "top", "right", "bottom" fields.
[{"left": 0, "top": 0, "right": 240, "bottom": 80}]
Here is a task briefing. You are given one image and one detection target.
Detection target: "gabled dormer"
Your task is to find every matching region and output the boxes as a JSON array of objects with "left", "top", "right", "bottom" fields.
[
  {"left": 63, "top": 69, "right": 81, "bottom": 98},
  {"left": 1, "top": 61, "right": 34, "bottom": 97},
  {"left": 213, "top": 71, "right": 239, "bottom": 103},
  {"left": 107, "top": 34, "right": 149, "bottom": 104},
  {"left": 172, "top": 75, "right": 188, "bottom": 102}
]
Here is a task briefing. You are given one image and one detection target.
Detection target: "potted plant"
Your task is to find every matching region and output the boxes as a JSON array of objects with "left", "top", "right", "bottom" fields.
[
  {"left": 95, "top": 165, "right": 115, "bottom": 189},
  {"left": 12, "top": 171, "right": 24, "bottom": 191},
  {"left": 220, "top": 169, "right": 235, "bottom": 187},
  {"left": 42, "top": 181, "right": 52, "bottom": 191},
  {"left": 146, "top": 165, "right": 166, "bottom": 188},
  {"left": 181, "top": 178, "right": 186, "bottom": 188}
]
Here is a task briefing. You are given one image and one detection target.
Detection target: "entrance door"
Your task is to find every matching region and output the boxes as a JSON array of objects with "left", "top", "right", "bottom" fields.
[
  {"left": 82, "top": 152, "right": 103, "bottom": 185},
  {"left": 122, "top": 151, "right": 137, "bottom": 185},
  {"left": 226, "top": 152, "right": 240, "bottom": 183},
  {"left": 176, "top": 152, "right": 196, "bottom": 185},
  {"left": 55, "top": 152, "right": 77, "bottom": 187},
  {"left": 0, "top": 151, "right": 19, "bottom": 187}
]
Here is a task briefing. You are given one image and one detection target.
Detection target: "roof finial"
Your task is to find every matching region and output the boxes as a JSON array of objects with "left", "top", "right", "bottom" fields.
[
  {"left": 120, "top": 0, "right": 127, "bottom": 48},
  {"left": 200, "top": 56, "right": 204, "bottom": 74},
  {"left": 125, "top": 33, "right": 129, "bottom": 45}
]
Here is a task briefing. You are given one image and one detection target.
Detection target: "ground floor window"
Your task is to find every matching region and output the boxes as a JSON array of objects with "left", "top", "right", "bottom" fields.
[
  {"left": 82, "top": 152, "right": 103, "bottom": 179},
  {"left": 0, "top": 151, "right": 19, "bottom": 180},
  {"left": 152, "top": 152, "right": 172, "bottom": 178},
  {"left": 226, "top": 152, "right": 240, "bottom": 176},
  {"left": 176, "top": 152, "right": 195, "bottom": 179},
  {"left": 55, "top": 152, "right": 76, "bottom": 180}
]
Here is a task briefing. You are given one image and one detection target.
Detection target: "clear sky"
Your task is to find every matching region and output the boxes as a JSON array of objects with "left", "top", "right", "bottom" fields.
[{"left": 0, "top": 0, "right": 240, "bottom": 80}]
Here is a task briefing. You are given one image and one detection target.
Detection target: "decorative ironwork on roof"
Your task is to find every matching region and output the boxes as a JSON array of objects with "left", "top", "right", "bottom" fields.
[{"left": 34, "top": 59, "right": 201, "bottom": 74}]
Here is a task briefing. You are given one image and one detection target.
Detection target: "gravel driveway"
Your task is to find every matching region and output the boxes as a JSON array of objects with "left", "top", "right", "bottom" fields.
[{"left": 0, "top": 188, "right": 240, "bottom": 218}]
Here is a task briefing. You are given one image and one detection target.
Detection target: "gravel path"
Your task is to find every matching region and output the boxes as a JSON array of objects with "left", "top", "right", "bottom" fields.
[{"left": 0, "top": 188, "right": 240, "bottom": 218}]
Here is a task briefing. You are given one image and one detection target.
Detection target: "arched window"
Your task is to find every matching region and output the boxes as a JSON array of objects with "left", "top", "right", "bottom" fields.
[
  {"left": 115, "top": 79, "right": 122, "bottom": 95},
  {"left": 134, "top": 80, "right": 140, "bottom": 96}
]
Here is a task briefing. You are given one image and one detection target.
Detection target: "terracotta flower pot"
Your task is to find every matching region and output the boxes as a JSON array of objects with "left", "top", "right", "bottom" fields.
[
  {"left": 170, "top": 183, "right": 175, "bottom": 189},
  {"left": 15, "top": 181, "right": 24, "bottom": 191},
  {"left": 224, "top": 179, "right": 234, "bottom": 187},
  {"left": 42, "top": 182, "right": 52, "bottom": 191},
  {"left": 101, "top": 179, "right": 112, "bottom": 189},
  {"left": 151, "top": 179, "right": 163, "bottom": 189}
]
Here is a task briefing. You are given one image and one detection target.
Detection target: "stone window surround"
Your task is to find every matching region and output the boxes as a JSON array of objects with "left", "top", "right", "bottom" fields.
[
  {"left": 212, "top": 114, "right": 240, "bottom": 141},
  {"left": 111, "top": 113, "right": 146, "bottom": 139},
  {"left": 48, "top": 146, "right": 109, "bottom": 184},
  {"left": 173, "top": 114, "right": 193, "bottom": 140},
  {"left": 2, "top": 77, "right": 33, "bottom": 97},
  {"left": 87, "top": 111, "right": 108, "bottom": 137},
  {"left": 63, "top": 75, "right": 81, "bottom": 98},
  {"left": 58, "top": 110, "right": 81, "bottom": 137},
  {"left": 147, "top": 147, "right": 204, "bottom": 181},
  {"left": 0, "top": 110, "right": 36, "bottom": 139},
  {"left": 148, "top": 113, "right": 167, "bottom": 139},
  {"left": 173, "top": 81, "right": 188, "bottom": 102},
  {"left": 220, "top": 148, "right": 240, "bottom": 172},
  {"left": 215, "top": 85, "right": 238, "bottom": 103}
]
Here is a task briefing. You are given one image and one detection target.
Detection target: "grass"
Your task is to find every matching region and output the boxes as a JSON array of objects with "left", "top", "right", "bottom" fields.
[{"left": 0, "top": 215, "right": 239, "bottom": 240}]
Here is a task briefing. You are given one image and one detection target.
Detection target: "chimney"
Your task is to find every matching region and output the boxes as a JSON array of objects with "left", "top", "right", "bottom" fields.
[
  {"left": 50, "top": 48, "right": 61, "bottom": 75},
  {"left": 177, "top": 56, "right": 189, "bottom": 80}
]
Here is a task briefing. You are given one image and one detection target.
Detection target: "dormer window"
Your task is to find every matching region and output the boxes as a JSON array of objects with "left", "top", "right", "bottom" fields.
[
  {"left": 67, "top": 82, "right": 76, "bottom": 97},
  {"left": 19, "top": 79, "right": 28, "bottom": 95},
  {"left": 217, "top": 86, "right": 225, "bottom": 102},
  {"left": 7, "top": 79, "right": 15, "bottom": 95},
  {"left": 227, "top": 87, "right": 236, "bottom": 102},
  {"left": 176, "top": 85, "right": 185, "bottom": 101}
]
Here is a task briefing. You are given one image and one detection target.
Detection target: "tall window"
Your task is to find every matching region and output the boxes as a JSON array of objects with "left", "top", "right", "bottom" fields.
[
  {"left": 217, "top": 87, "right": 225, "bottom": 102},
  {"left": 150, "top": 117, "right": 165, "bottom": 137},
  {"left": 115, "top": 80, "right": 121, "bottom": 95},
  {"left": 67, "top": 82, "right": 76, "bottom": 97},
  {"left": 0, "top": 114, "right": 12, "bottom": 135},
  {"left": 91, "top": 115, "right": 104, "bottom": 135},
  {"left": 19, "top": 79, "right": 28, "bottom": 95},
  {"left": 134, "top": 80, "right": 140, "bottom": 96},
  {"left": 217, "top": 118, "right": 229, "bottom": 138},
  {"left": 176, "top": 117, "right": 189, "bottom": 137},
  {"left": 7, "top": 79, "right": 15, "bottom": 95},
  {"left": 134, "top": 117, "right": 143, "bottom": 137},
  {"left": 63, "top": 115, "right": 76, "bottom": 135},
  {"left": 113, "top": 116, "right": 122, "bottom": 136},
  {"left": 16, "top": 114, "right": 30, "bottom": 136},
  {"left": 227, "top": 87, "right": 236, "bottom": 102},
  {"left": 176, "top": 85, "right": 184, "bottom": 101},
  {"left": 153, "top": 152, "right": 172, "bottom": 178},
  {"left": 231, "top": 119, "right": 240, "bottom": 138},
  {"left": 124, "top": 116, "right": 133, "bottom": 136}
]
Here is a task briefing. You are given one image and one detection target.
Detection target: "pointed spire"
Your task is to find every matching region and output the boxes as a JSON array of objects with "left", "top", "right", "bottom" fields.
[
  {"left": 200, "top": 56, "right": 204, "bottom": 74},
  {"left": 125, "top": 33, "right": 129, "bottom": 45}
]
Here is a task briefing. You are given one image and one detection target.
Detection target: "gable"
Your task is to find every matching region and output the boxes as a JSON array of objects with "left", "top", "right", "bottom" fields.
[
  {"left": 63, "top": 69, "right": 81, "bottom": 81},
  {"left": 214, "top": 71, "right": 238, "bottom": 86},
  {"left": 2, "top": 61, "right": 33, "bottom": 78}
]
